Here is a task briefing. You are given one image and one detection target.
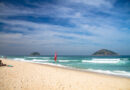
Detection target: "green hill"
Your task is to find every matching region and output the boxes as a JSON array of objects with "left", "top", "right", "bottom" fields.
[{"left": 93, "top": 49, "right": 118, "bottom": 56}]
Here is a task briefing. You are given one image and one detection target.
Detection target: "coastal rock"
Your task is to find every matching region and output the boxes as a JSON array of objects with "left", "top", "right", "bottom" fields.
[
  {"left": 93, "top": 49, "right": 118, "bottom": 56},
  {"left": 30, "top": 52, "right": 40, "bottom": 56}
]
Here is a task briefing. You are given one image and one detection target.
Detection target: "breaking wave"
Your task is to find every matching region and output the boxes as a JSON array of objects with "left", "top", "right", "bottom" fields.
[
  {"left": 82, "top": 58, "right": 121, "bottom": 64},
  {"left": 32, "top": 59, "right": 49, "bottom": 62},
  {"left": 58, "top": 60, "right": 79, "bottom": 62},
  {"left": 87, "top": 69, "right": 130, "bottom": 78},
  {"left": 13, "top": 58, "right": 26, "bottom": 61}
]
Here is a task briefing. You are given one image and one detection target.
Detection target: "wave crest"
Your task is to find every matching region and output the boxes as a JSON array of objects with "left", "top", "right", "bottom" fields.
[
  {"left": 87, "top": 69, "right": 130, "bottom": 77},
  {"left": 82, "top": 59, "right": 120, "bottom": 64}
]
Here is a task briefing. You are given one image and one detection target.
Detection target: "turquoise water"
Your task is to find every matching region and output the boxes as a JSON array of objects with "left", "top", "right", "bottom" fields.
[{"left": 4, "top": 55, "right": 130, "bottom": 78}]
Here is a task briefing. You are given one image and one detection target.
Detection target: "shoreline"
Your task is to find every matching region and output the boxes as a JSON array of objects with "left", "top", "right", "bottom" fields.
[
  {"left": 35, "top": 61, "right": 130, "bottom": 79},
  {"left": 5, "top": 58, "right": 130, "bottom": 79},
  {"left": 0, "top": 58, "right": 130, "bottom": 90}
]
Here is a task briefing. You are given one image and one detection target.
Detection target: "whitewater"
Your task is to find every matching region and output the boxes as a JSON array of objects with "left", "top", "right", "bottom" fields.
[{"left": 5, "top": 55, "right": 130, "bottom": 78}]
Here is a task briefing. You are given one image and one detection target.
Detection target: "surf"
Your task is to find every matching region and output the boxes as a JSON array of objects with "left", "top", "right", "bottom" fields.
[{"left": 82, "top": 58, "right": 121, "bottom": 64}]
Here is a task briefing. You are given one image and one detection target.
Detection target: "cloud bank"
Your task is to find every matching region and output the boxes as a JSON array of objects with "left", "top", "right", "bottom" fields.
[{"left": 0, "top": 0, "right": 130, "bottom": 55}]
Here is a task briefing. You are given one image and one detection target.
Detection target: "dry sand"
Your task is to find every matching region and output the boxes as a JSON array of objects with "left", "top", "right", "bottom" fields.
[{"left": 0, "top": 58, "right": 130, "bottom": 90}]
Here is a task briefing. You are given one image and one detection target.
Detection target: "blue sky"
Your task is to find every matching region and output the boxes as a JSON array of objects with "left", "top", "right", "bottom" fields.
[{"left": 0, "top": 0, "right": 130, "bottom": 55}]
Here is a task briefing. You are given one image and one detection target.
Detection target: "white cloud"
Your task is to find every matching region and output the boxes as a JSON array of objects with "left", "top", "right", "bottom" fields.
[
  {"left": 0, "top": 0, "right": 130, "bottom": 55},
  {"left": 0, "top": 3, "right": 34, "bottom": 16},
  {"left": 0, "top": 19, "right": 130, "bottom": 55},
  {"left": 0, "top": 18, "right": 129, "bottom": 46},
  {"left": 70, "top": 0, "right": 113, "bottom": 8},
  {"left": 0, "top": 2, "right": 75, "bottom": 18}
]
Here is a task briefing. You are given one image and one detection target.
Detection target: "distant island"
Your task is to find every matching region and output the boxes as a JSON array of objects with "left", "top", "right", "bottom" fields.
[
  {"left": 93, "top": 49, "right": 118, "bottom": 56},
  {"left": 30, "top": 52, "right": 40, "bottom": 56}
]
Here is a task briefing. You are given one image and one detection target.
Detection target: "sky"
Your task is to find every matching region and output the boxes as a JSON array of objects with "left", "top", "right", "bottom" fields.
[{"left": 0, "top": 0, "right": 130, "bottom": 55}]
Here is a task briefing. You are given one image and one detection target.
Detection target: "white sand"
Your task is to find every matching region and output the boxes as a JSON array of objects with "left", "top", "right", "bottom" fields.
[{"left": 0, "top": 59, "right": 130, "bottom": 90}]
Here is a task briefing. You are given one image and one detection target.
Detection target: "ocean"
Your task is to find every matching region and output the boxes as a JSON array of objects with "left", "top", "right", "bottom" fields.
[{"left": 4, "top": 55, "right": 130, "bottom": 78}]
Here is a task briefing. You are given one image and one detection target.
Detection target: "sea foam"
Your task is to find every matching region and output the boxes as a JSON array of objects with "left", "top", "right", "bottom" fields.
[
  {"left": 32, "top": 59, "right": 49, "bottom": 62},
  {"left": 82, "top": 58, "right": 120, "bottom": 64},
  {"left": 87, "top": 69, "right": 130, "bottom": 78}
]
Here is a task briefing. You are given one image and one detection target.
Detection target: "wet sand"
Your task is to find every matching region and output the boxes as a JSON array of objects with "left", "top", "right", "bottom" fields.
[{"left": 0, "top": 58, "right": 130, "bottom": 90}]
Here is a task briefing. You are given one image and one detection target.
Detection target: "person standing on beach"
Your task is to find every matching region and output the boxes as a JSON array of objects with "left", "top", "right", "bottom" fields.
[{"left": 54, "top": 52, "right": 57, "bottom": 62}]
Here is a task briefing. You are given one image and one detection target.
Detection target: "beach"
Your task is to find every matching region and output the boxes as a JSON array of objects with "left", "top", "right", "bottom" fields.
[{"left": 0, "top": 58, "right": 130, "bottom": 90}]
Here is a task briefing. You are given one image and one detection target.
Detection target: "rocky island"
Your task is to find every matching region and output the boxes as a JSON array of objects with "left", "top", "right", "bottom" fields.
[
  {"left": 93, "top": 49, "right": 118, "bottom": 56},
  {"left": 30, "top": 52, "right": 40, "bottom": 56}
]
